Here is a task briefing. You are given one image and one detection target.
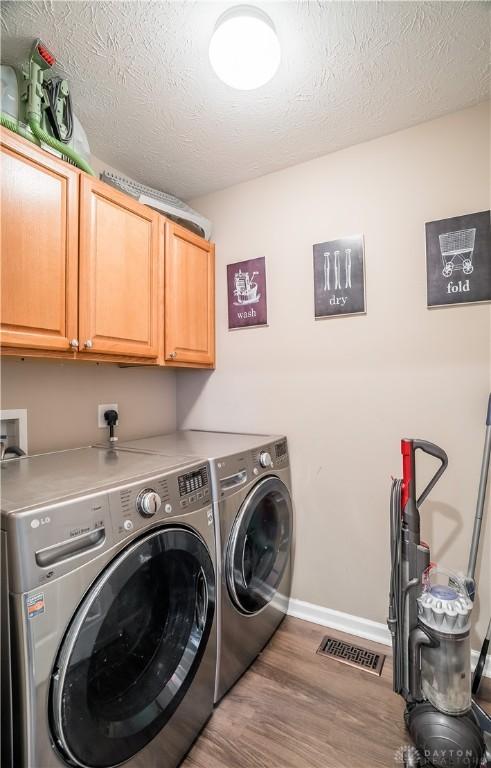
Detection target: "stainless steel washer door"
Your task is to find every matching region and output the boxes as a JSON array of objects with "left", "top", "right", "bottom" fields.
[
  {"left": 49, "top": 527, "right": 215, "bottom": 768},
  {"left": 226, "top": 476, "right": 292, "bottom": 616}
]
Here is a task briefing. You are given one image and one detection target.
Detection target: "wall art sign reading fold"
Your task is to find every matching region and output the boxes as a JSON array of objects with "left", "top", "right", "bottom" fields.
[
  {"left": 227, "top": 257, "right": 268, "bottom": 329},
  {"left": 313, "top": 234, "right": 366, "bottom": 318},
  {"left": 425, "top": 210, "right": 491, "bottom": 307}
]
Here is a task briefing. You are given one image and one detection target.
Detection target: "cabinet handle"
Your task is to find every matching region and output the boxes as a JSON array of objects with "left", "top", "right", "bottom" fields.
[
  {"left": 69, "top": 339, "right": 79, "bottom": 349},
  {"left": 84, "top": 340, "right": 93, "bottom": 349},
  {"left": 169, "top": 351, "right": 177, "bottom": 359}
]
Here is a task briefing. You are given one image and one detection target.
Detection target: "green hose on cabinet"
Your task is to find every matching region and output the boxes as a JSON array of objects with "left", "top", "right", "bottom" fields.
[
  {"left": 1, "top": 39, "right": 96, "bottom": 176},
  {"left": 0, "top": 111, "right": 95, "bottom": 176},
  {"left": 0, "top": 111, "right": 40, "bottom": 144}
]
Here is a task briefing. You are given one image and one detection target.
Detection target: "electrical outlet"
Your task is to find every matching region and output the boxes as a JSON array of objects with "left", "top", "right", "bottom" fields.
[{"left": 98, "top": 404, "right": 119, "bottom": 429}]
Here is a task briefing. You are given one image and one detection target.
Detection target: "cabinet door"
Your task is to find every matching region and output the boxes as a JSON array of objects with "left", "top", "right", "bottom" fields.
[
  {"left": 0, "top": 129, "right": 79, "bottom": 352},
  {"left": 79, "top": 177, "right": 160, "bottom": 358},
  {"left": 164, "top": 223, "right": 215, "bottom": 367}
]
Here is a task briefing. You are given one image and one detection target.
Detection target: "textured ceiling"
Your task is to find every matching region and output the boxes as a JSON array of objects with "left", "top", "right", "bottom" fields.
[{"left": 1, "top": 1, "right": 489, "bottom": 200}]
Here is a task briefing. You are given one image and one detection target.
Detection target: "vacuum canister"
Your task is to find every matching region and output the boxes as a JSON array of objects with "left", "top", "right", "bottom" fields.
[{"left": 417, "top": 571, "right": 473, "bottom": 716}]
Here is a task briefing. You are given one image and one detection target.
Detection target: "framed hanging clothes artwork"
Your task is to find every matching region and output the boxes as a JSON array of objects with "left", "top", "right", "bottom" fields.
[
  {"left": 313, "top": 234, "right": 366, "bottom": 318},
  {"left": 227, "top": 256, "right": 268, "bottom": 329}
]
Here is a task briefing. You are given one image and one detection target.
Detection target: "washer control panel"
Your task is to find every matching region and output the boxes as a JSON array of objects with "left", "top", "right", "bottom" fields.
[
  {"left": 178, "top": 466, "right": 210, "bottom": 509},
  {"left": 136, "top": 488, "right": 162, "bottom": 517},
  {"left": 178, "top": 466, "right": 208, "bottom": 496},
  {"left": 110, "top": 463, "right": 210, "bottom": 536},
  {"left": 5, "top": 459, "right": 212, "bottom": 593}
]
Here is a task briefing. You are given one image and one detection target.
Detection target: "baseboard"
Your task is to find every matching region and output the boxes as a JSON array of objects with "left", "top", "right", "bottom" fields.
[
  {"left": 288, "top": 598, "right": 392, "bottom": 646},
  {"left": 287, "top": 598, "right": 491, "bottom": 679}
]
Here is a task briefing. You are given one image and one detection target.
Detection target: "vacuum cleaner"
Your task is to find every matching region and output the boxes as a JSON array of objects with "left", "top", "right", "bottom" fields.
[
  {"left": 0, "top": 38, "right": 94, "bottom": 175},
  {"left": 388, "top": 395, "right": 491, "bottom": 767}
]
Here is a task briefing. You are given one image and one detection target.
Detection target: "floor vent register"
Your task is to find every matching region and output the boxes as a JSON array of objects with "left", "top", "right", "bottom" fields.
[{"left": 316, "top": 635, "right": 385, "bottom": 676}]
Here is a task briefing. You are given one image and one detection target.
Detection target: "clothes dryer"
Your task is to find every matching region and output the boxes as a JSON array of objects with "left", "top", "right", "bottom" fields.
[{"left": 115, "top": 431, "right": 294, "bottom": 702}]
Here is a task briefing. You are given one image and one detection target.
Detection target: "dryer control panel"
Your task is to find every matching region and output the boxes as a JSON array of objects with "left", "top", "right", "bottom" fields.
[
  {"left": 215, "top": 438, "right": 290, "bottom": 498},
  {"left": 273, "top": 439, "right": 289, "bottom": 468}
]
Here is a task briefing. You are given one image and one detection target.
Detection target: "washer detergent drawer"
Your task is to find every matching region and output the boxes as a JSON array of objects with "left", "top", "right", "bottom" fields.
[
  {"left": 5, "top": 495, "right": 112, "bottom": 594},
  {"left": 35, "top": 527, "right": 106, "bottom": 568}
]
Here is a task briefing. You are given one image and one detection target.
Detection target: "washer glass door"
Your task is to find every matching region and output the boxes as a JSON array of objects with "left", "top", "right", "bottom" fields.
[
  {"left": 50, "top": 527, "right": 215, "bottom": 768},
  {"left": 226, "top": 476, "right": 292, "bottom": 615}
]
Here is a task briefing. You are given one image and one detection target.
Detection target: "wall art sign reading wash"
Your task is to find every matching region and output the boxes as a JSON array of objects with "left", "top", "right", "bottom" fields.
[
  {"left": 227, "top": 257, "right": 268, "bottom": 329},
  {"left": 313, "top": 234, "right": 366, "bottom": 318},
  {"left": 426, "top": 210, "right": 491, "bottom": 307}
]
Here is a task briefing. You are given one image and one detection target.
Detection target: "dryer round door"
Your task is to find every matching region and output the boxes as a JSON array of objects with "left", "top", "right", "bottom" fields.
[
  {"left": 50, "top": 527, "right": 215, "bottom": 768},
  {"left": 226, "top": 476, "right": 293, "bottom": 615}
]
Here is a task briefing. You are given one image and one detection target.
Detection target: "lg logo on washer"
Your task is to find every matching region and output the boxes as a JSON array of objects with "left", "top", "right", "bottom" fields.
[{"left": 30, "top": 516, "right": 51, "bottom": 528}]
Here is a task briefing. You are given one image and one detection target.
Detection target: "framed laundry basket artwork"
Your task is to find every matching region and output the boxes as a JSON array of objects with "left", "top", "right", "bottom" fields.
[
  {"left": 313, "top": 234, "right": 366, "bottom": 318},
  {"left": 227, "top": 256, "right": 268, "bottom": 329},
  {"left": 425, "top": 210, "right": 491, "bottom": 307}
]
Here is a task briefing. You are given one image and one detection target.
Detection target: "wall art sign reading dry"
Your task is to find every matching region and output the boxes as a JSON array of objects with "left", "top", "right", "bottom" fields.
[
  {"left": 227, "top": 256, "right": 267, "bottom": 329},
  {"left": 425, "top": 210, "right": 491, "bottom": 307},
  {"left": 313, "top": 234, "right": 366, "bottom": 318}
]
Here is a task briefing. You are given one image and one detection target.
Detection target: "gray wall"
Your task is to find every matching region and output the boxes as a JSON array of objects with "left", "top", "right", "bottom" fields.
[
  {"left": 1, "top": 104, "right": 489, "bottom": 646},
  {"left": 1, "top": 358, "right": 176, "bottom": 453},
  {"left": 178, "top": 103, "right": 491, "bottom": 643},
  {"left": 1, "top": 154, "right": 178, "bottom": 454}
]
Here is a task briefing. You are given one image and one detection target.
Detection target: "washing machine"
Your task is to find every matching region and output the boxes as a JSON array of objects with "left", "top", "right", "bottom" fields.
[
  {"left": 1, "top": 446, "right": 217, "bottom": 768},
  {"left": 113, "top": 431, "right": 294, "bottom": 702}
]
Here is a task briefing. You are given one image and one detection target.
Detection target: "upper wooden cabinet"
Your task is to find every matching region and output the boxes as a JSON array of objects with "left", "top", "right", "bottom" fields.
[
  {"left": 78, "top": 176, "right": 160, "bottom": 359},
  {"left": 164, "top": 222, "right": 215, "bottom": 367},
  {"left": 0, "top": 128, "right": 79, "bottom": 352},
  {"left": 0, "top": 130, "right": 215, "bottom": 368}
]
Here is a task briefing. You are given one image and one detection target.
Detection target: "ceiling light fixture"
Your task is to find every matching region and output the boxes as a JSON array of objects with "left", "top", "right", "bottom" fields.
[{"left": 209, "top": 6, "right": 281, "bottom": 91}]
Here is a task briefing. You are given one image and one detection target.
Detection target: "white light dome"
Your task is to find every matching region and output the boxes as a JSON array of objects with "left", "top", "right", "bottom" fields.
[{"left": 209, "top": 6, "right": 281, "bottom": 90}]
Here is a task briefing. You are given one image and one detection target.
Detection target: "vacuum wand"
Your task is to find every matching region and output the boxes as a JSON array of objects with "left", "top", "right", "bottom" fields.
[
  {"left": 467, "top": 393, "right": 491, "bottom": 591},
  {"left": 389, "top": 438, "right": 448, "bottom": 701}
]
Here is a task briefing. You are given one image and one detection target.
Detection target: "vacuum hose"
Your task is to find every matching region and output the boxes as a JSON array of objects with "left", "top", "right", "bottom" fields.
[
  {"left": 0, "top": 111, "right": 95, "bottom": 176},
  {"left": 0, "top": 111, "right": 40, "bottom": 144}
]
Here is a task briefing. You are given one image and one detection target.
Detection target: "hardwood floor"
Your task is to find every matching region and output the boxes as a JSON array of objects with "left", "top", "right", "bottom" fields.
[{"left": 183, "top": 616, "right": 490, "bottom": 768}]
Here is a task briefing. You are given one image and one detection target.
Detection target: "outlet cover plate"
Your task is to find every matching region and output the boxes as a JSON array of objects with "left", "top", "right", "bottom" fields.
[
  {"left": 98, "top": 404, "right": 119, "bottom": 429},
  {"left": 0, "top": 409, "right": 28, "bottom": 454}
]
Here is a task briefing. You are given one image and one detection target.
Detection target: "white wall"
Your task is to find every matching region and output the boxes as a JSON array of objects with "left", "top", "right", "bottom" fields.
[
  {"left": 1, "top": 358, "right": 177, "bottom": 454},
  {"left": 178, "top": 103, "right": 491, "bottom": 644}
]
